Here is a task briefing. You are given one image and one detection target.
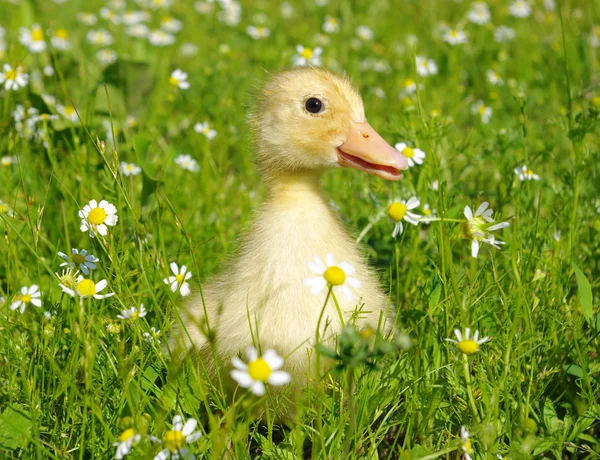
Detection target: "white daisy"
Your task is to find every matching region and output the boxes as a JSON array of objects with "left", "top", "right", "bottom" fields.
[
  {"left": 421, "top": 203, "right": 437, "bottom": 222},
  {"left": 55, "top": 268, "right": 79, "bottom": 291},
  {"left": 87, "top": 29, "right": 114, "bottom": 46},
  {"left": 463, "top": 202, "right": 510, "bottom": 258},
  {"left": 218, "top": 1, "right": 242, "bottom": 27},
  {"left": 303, "top": 253, "right": 361, "bottom": 302},
  {"left": 79, "top": 199, "right": 118, "bottom": 237},
  {"left": 100, "top": 7, "right": 121, "bottom": 24},
  {"left": 231, "top": 347, "right": 291, "bottom": 396},
  {"left": 117, "top": 305, "right": 147, "bottom": 320},
  {"left": 323, "top": 16, "right": 340, "bottom": 33},
  {"left": 113, "top": 428, "right": 141, "bottom": 459},
  {"left": 119, "top": 162, "right": 142, "bottom": 176},
  {"left": 486, "top": 69, "right": 503, "bottom": 86},
  {"left": 168, "top": 69, "right": 190, "bottom": 90},
  {"left": 292, "top": 45, "right": 323, "bottom": 67},
  {"left": 356, "top": 25, "right": 374, "bottom": 41},
  {"left": 161, "top": 16, "right": 183, "bottom": 33},
  {"left": 174, "top": 154, "right": 200, "bottom": 172},
  {"left": 494, "top": 26, "right": 515, "bottom": 43},
  {"left": 10, "top": 285, "right": 42, "bottom": 313},
  {"left": 446, "top": 328, "right": 490, "bottom": 356},
  {"left": 19, "top": 24, "right": 47, "bottom": 53},
  {"left": 387, "top": 197, "right": 421, "bottom": 237},
  {"left": 77, "top": 12, "right": 98, "bottom": 26},
  {"left": 180, "top": 43, "right": 198, "bottom": 56},
  {"left": 163, "top": 262, "right": 192, "bottom": 297},
  {"left": 97, "top": 49, "right": 118, "bottom": 66},
  {"left": 50, "top": 28, "right": 71, "bottom": 50},
  {"left": 126, "top": 24, "right": 149, "bottom": 38},
  {"left": 56, "top": 104, "right": 79, "bottom": 122},
  {"left": 1, "top": 155, "right": 17, "bottom": 166},
  {"left": 143, "top": 327, "right": 162, "bottom": 344},
  {"left": 461, "top": 426, "right": 474, "bottom": 460},
  {"left": 59, "top": 275, "right": 114, "bottom": 299},
  {"left": 416, "top": 56, "right": 438, "bottom": 77},
  {"left": 0, "top": 199, "right": 16, "bottom": 217},
  {"left": 121, "top": 10, "right": 150, "bottom": 26},
  {"left": 472, "top": 100, "right": 492, "bottom": 124},
  {"left": 193, "top": 121, "right": 216, "bottom": 139},
  {"left": 58, "top": 248, "right": 98, "bottom": 275},
  {"left": 468, "top": 2, "right": 491, "bottom": 25},
  {"left": 394, "top": 142, "right": 425, "bottom": 168},
  {"left": 149, "top": 0, "right": 173, "bottom": 10},
  {"left": 0, "top": 64, "right": 29, "bottom": 91},
  {"left": 151, "top": 415, "right": 202, "bottom": 460},
  {"left": 246, "top": 25, "right": 271, "bottom": 40},
  {"left": 509, "top": 0, "right": 531, "bottom": 18},
  {"left": 148, "top": 29, "right": 176, "bottom": 46},
  {"left": 514, "top": 165, "right": 540, "bottom": 181},
  {"left": 443, "top": 29, "right": 467, "bottom": 45}
]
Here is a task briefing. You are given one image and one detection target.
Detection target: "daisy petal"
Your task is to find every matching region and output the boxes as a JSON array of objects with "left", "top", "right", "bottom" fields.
[{"left": 268, "top": 371, "right": 292, "bottom": 386}]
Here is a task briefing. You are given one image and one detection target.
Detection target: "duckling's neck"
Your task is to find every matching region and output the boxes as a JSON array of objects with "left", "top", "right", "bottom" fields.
[{"left": 266, "top": 170, "right": 325, "bottom": 204}]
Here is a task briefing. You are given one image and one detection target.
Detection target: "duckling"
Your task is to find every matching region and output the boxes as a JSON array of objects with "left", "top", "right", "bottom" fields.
[{"left": 176, "top": 68, "right": 408, "bottom": 386}]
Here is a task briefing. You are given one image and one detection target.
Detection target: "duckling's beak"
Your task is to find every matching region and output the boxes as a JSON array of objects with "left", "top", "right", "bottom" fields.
[{"left": 337, "top": 121, "right": 408, "bottom": 181}]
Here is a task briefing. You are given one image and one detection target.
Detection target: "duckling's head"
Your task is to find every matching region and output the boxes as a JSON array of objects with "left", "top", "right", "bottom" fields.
[{"left": 251, "top": 68, "right": 408, "bottom": 184}]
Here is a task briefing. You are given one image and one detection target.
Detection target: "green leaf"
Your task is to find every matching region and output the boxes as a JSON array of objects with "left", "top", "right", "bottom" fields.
[
  {"left": 0, "top": 406, "right": 33, "bottom": 450},
  {"left": 543, "top": 399, "right": 562, "bottom": 434},
  {"left": 572, "top": 263, "right": 593, "bottom": 326},
  {"left": 563, "top": 364, "right": 584, "bottom": 378}
]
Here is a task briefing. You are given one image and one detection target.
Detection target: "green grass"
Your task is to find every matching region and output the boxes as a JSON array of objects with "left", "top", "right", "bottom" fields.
[{"left": 1, "top": 0, "right": 599, "bottom": 458}]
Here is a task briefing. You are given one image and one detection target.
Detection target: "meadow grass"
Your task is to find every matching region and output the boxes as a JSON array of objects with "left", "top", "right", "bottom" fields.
[{"left": 0, "top": 0, "right": 599, "bottom": 458}]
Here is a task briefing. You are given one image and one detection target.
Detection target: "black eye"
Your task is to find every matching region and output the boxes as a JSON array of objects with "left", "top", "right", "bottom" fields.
[{"left": 305, "top": 97, "right": 324, "bottom": 114}]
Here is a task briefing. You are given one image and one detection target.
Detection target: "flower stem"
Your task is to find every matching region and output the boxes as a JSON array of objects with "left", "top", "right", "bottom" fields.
[{"left": 462, "top": 354, "right": 481, "bottom": 423}]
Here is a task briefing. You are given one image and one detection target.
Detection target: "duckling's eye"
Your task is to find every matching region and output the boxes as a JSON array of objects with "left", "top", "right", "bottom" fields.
[{"left": 304, "top": 97, "right": 324, "bottom": 114}]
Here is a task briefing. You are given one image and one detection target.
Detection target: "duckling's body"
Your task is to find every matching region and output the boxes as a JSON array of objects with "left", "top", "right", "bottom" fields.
[
  {"left": 177, "top": 68, "right": 407, "bottom": 386},
  {"left": 183, "top": 171, "right": 389, "bottom": 381}
]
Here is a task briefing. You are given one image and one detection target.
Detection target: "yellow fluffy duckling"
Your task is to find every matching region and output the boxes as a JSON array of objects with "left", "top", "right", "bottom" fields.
[{"left": 176, "top": 68, "right": 408, "bottom": 387}]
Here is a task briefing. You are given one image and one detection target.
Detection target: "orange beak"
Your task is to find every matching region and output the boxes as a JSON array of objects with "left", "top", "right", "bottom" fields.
[{"left": 337, "top": 121, "right": 408, "bottom": 181}]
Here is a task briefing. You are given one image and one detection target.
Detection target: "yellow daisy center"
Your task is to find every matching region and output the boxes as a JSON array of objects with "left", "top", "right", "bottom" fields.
[
  {"left": 107, "top": 323, "right": 121, "bottom": 334},
  {"left": 478, "top": 105, "right": 487, "bottom": 115},
  {"left": 32, "top": 28, "right": 44, "bottom": 41},
  {"left": 60, "top": 274, "right": 75, "bottom": 287},
  {"left": 77, "top": 279, "right": 97, "bottom": 296},
  {"left": 55, "top": 28, "right": 69, "bottom": 39},
  {"left": 301, "top": 47, "right": 313, "bottom": 59},
  {"left": 248, "top": 357, "right": 272, "bottom": 381},
  {"left": 526, "top": 169, "right": 534, "bottom": 176},
  {"left": 402, "top": 147, "right": 415, "bottom": 158},
  {"left": 424, "top": 208, "right": 432, "bottom": 216},
  {"left": 168, "top": 76, "right": 179, "bottom": 86},
  {"left": 387, "top": 202, "right": 407, "bottom": 222},
  {"left": 404, "top": 78, "right": 415, "bottom": 88},
  {"left": 126, "top": 165, "right": 134, "bottom": 171},
  {"left": 457, "top": 339, "right": 480, "bottom": 355},
  {"left": 450, "top": 30, "right": 458, "bottom": 37},
  {"left": 463, "top": 438, "right": 473, "bottom": 453},
  {"left": 118, "top": 428, "right": 136, "bottom": 442},
  {"left": 130, "top": 310, "right": 139, "bottom": 319},
  {"left": 175, "top": 273, "right": 185, "bottom": 284},
  {"left": 163, "top": 430, "right": 185, "bottom": 452},
  {"left": 5, "top": 69, "right": 17, "bottom": 80},
  {"left": 88, "top": 207, "right": 107, "bottom": 225},
  {"left": 63, "top": 106, "right": 75, "bottom": 116},
  {"left": 21, "top": 294, "right": 32, "bottom": 303},
  {"left": 464, "top": 216, "right": 486, "bottom": 240},
  {"left": 324, "top": 266, "right": 346, "bottom": 286},
  {"left": 0, "top": 205, "right": 8, "bottom": 213}
]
